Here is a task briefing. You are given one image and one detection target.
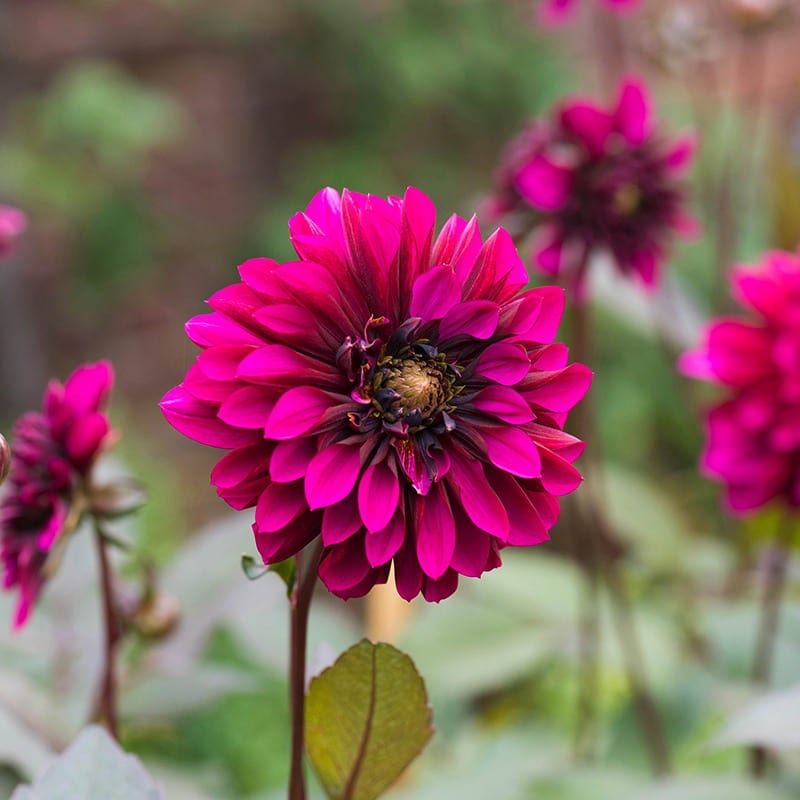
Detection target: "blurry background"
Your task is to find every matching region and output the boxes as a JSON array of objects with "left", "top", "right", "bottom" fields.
[{"left": 2, "top": 1, "right": 800, "bottom": 798}]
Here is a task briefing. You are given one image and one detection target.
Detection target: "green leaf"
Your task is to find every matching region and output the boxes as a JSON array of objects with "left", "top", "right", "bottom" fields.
[
  {"left": 11, "top": 726, "right": 162, "bottom": 799},
  {"left": 268, "top": 557, "right": 296, "bottom": 596},
  {"left": 630, "top": 777, "right": 788, "bottom": 800},
  {"left": 241, "top": 554, "right": 270, "bottom": 581},
  {"left": 305, "top": 639, "right": 433, "bottom": 800},
  {"left": 713, "top": 683, "right": 800, "bottom": 750}
]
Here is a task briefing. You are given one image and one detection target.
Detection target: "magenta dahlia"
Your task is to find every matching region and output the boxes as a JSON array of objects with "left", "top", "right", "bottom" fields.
[
  {"left": 680, "top": 250, "right": 800, "bottom": 513},
  {"left": 1, "top": 362, "right": 115, "bottom": 628},
  {"left": 161, "top": 187, "right": 591, "bottom": 602},
  {"left": 488, "top": 78, "right": 698, "bottom": 298},
  {"left": 0, "top": 205, "right": 26, "bottom": 257},
  {"left": 538, "top": 0, "right": 639, "bottom": 26}
]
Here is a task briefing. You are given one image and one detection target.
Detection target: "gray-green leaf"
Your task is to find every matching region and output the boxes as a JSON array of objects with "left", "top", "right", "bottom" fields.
[
  {"left": 305, "top": 639, "right": 433, "bottom": 800},
  {"left": 11, "top": 725, "right": 162, "bottom": 799}
]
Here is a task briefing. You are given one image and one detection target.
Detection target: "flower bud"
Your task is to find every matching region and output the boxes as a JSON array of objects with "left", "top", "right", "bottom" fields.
[
  {"left": 0, "top": 433, "right": 11, "bottom": 487},
  {"left": 131, "top": 593, "right": 181, "bottom": 640}
]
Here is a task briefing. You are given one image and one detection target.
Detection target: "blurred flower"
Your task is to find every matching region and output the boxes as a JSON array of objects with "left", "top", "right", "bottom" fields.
[
  {"left": 488, "top": 78, "right": 698, "bottom": 298},
  {"left": 0, "top": 205, "right": 27, "bottom": 257},
  {"left": 538, "top": 0, "right": 639, "bottom": 27},
  {"left": 727, "top": 0, "right": 792, "bottom": 31},
  {"left": 680, "top": 251, "right": 800, "bottom": 513},
  {"left": 162, "top": 187, "right": 591, "bottom": 602},
  {"left": 1, "top": 362, "right": 115, "bottom": 628}
]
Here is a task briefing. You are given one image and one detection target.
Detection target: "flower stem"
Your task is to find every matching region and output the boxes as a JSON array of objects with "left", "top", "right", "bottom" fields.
[
  {"left": 92, "top": 518, "right": 121, "bottom": 740},
  {"left": 570, "top": 303, "right": 672, "bottom": 777},
  {"left": 749, "top": 515, "right": 795, "bottom": 778},
  {"left": 288, "top": 540, "right": 323, "bottom": 800}
]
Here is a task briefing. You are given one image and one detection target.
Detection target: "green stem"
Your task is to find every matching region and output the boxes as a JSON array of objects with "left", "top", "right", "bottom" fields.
[{"left": 749, "top": 515, "right": 794, "bottom": 778}]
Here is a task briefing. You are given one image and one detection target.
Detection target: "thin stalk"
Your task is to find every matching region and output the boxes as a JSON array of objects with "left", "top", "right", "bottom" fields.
[
  {"left": 570, "top": 302, "right": 672, "bottom": 777},
  {"left": 569, "top": 303, "right": 602, "bottom": 762},
  {"left": 288, "top": 540, "right": 323, "bottom": 800},
  {"left": 748, "top": 515, "right": 795, "bottom": 778},
  {"left": 92, "top": 518, "right": 121, "bottom": 740}
]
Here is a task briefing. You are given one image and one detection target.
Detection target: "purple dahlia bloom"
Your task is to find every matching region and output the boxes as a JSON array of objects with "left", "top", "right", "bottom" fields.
[
  {"left": 488, "top": 78, "right": 698, "bottom": 298},
  {"left": 161, "top": 187, "right": 591, "bottom": 602},
  {"left": 1, "top": 362, "right": 114, "bottom": 628},
  {"left": 681, "top": 250, "right": 800, "bottom": 514}
]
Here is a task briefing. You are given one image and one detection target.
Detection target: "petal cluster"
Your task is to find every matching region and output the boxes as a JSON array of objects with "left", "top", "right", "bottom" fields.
[
  {"left": 0, "top": 205, "right": 27, "bottom": 257},
  {"left": 538, "top": 0, "right": 639, "bottom": 26},
  {"left": 680, "top": 250, "right": 800, "bottom": 513},
  {"left": 488, "top": 78, "right": 697, "bottom": 297},
  {"left": 1, "top": 362, "right": 114, "bottom": 628},
  {"left": 162, "top": 187, "right": 591, "bottom": 602}
]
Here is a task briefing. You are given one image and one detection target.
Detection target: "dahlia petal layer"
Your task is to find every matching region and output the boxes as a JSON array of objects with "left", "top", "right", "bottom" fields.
[{"left": 161, "top": 187, "right": 590, "bottom": 602}]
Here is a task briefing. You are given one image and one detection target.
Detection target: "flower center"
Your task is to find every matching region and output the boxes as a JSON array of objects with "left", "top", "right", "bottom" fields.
[
  {"left": 612, "top": 183, "right": 641, "bottom": 216},
  {"left": 372, "top": 350, "right": 458, "bottom": 429}
]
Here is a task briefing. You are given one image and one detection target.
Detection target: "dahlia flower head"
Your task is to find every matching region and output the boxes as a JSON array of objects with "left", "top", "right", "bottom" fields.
[
  {"left": 538, "top": 0, "right": 639, "bottom": 26},
  {"left": 1, "top": 362, "right": 114, "bottom": 628},
  {"left": 0, "top": 205, "right": 27, "bottom": 257},
  {"left": 161, "top": 187, "right": 591, "bottom": 602},
  {"left": 488, "top": 78, "right": 698, "bottom": 299},
  {"left": 680, "top": 250, "right": 800, "bottom": 513}
]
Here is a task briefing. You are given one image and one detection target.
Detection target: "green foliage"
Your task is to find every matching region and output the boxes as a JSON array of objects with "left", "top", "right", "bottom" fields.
[
  {"left": 12, "top": 727, "right": 162, "bottom": 800},
  {"left": 305, "top": 640, "right": 433, "bottom": 800}
]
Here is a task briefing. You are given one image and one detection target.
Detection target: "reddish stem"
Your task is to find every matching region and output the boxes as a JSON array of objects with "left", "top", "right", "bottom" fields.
[{"left": 288, "top": 540, "right": 323, "bottom": 800}]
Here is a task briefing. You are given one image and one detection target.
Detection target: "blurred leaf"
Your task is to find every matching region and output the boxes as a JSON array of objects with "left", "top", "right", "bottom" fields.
[
  {"left": 11, "top": 726, "right": 162, "bottom": 800},
  {"left": 630, "top": 777, "right": 788, "bottom": 800},
  {"left": 121, "top": 666, "right": 257, "bottom": 719},
  {"left": 713, "top": 683, "right": 800, "bottom": 750},
  {"left": 305, "top": 639, "right": 433, "bottom": 800}
]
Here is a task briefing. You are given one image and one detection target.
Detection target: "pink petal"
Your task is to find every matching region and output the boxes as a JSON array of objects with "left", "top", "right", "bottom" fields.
[
  {"left": 322, "top": 493, "right": 363, "bottom": 545},
  {"left": 450, "top": 507, "right": 492, "bottom": 577},
  {"left": 254, "top": 481, "right": 307, "bottom": 533},
  {"left": 515, "top": 154, "right": 572, "bottom": 212},
  {"left": 264, "top": 387, "right": 335, "bottom": 440},
  {"left": 409, "top": 265, "right": 462, "bottom": 322},
  {"left": 448, "top": 456, "right": 510, "bottom": 538},
  {"left": 211, "top": 443, "right": 271, "bottom": 489},
  {"left": 538, "top": 446, "right": 584, "bottom": 495},
  {"left": 664, "top": 133, "right": 696, "bottom": 174},
  {"left": 472, "top": 385, "right": 535, "bottom": 424},
  {"left": 161, "top": 386, "right": 258, "bottom": 448},
  {"left": 62, "top": 361, "right": 114, "bottom": 416},
  {"left": 270, "top": 437, "right": 318, "bottom": 483},
  {"left": 365, "top": 513, "right": 407, "bottom": 567},
  {"left": 490, "top": 470, "right": 550, "bottom": 546},
  {"left": 65, "top": 412, "right": 109, "bottom": 468},
  {"left": 560, "top": 102, "right": 613, "bottom": 156},
  {"left": 415, "top": 486, "right": 456, "bottom": 579},
  {"left": 615, "top": 79, "right": 651, "bottom": 146},
  {"left": 474, "top": 342, "right": 531, "bottom": 385},
  {"left": 526, "top": 364, "right": 593, "bottom": 412},
  {"left": 253, "top": 304, "right": 317, "bottom": 338},
  {"left": 439, "top": 300, "right": 499, "bottom": 341},
  {"left": 357, "top": 460, "right": 400, "bottom": 532},
  {"left": 218, "top": 386, "right": 277, "bottom": 429},
  {"left": 421, "top": 570, "right": 459, "bottom": 602},
  {"left": 479, "top": 426, "right": 542, "bottom": 478},
  {"left": 237, "top": 344, "right": 340, "bottom": 387},
  {"left": 304, "top": 443, "right": 361, "bottom": 509},
  {"left": 319, "top": 536, "right": 372, "bottom": 593}
]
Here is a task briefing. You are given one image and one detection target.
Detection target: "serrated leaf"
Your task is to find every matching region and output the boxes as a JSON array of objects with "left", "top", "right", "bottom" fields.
[
  {"left": 713, "top": 683, "right": 800, "bottom": 750},
  {"left": 11, "top": 726, "right": 162, "bottom": 799},
  {"left": 305, "top": 639, "right": 433, "bottom": 800}
]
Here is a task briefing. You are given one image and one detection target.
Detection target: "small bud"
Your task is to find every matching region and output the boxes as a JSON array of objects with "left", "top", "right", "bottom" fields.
[
  {"left": 0, "top": 433, "right": 11, "bottom": 486},
  {"left": 131, "top": 593, "right": 180, "bottom": 640}
]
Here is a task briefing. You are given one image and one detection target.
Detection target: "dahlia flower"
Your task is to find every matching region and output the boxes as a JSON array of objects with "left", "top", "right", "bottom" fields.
[
  {"left": 538, "top": 0, "right": 639, "bottom": 26},
  {"left": 680, "top": 250, "right": 800, "bottom": 513},
  {"left": 488, "top": 78, "right": 697, "bottom": 298},
  {"left": 0, "top": 205, "right": 27, "bottom": 257},
  {"left": 1, "top": 362, "right": 114, "bottom": 628},
  {"left": 162, "top": 187, "right": 591, "bottom": 602}
]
